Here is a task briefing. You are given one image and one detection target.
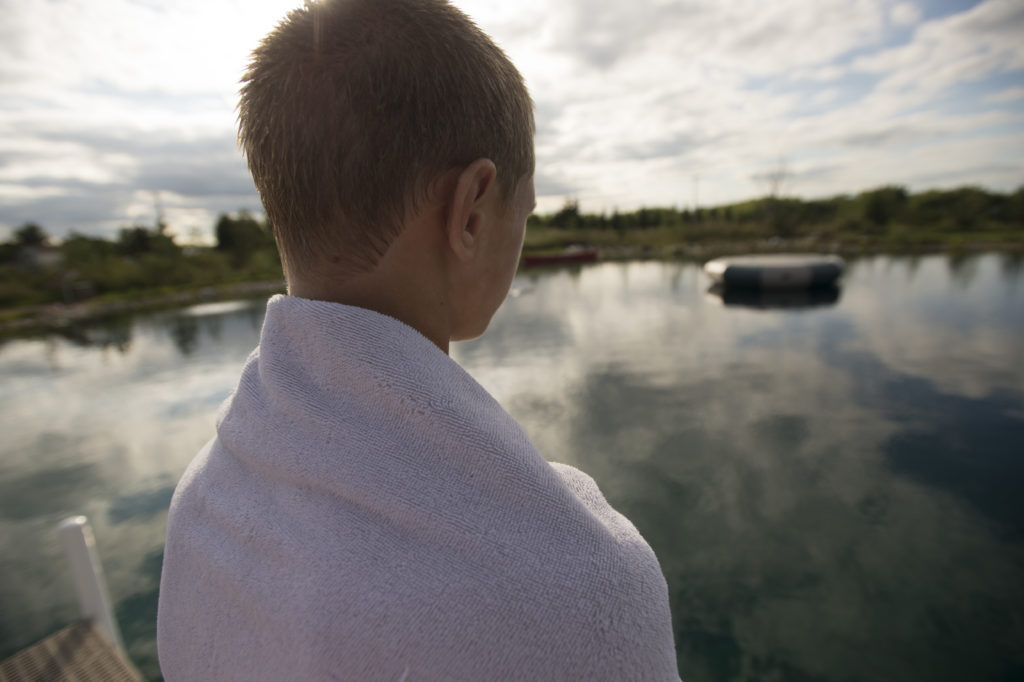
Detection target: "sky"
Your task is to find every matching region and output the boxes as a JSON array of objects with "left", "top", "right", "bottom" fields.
[{"left": 1, "top": 0, "right": 1022, "bottom": 243}]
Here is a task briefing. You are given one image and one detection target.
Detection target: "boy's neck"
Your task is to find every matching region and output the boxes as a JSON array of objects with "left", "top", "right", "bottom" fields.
[{"left": 288, "top": 215, "right": 454, "bottom": 354}]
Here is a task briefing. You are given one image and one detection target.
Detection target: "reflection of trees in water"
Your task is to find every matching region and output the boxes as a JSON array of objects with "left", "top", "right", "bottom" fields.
[
  {"left": 30, "top": 315, "right": 135, "bottom": 369},
  {"left": 1000, "top": 253, "right": 1023, "bottom": 289},
  {"left": 21, "top": 299, "right": 271, "bottom": 360},
  {"left": 896, "top": 253, "right": 923, "bottom": 283},
  {"left": 168, "top": 315, "right": 200, "bottom": 356},
  {"left": 57, "top": 315, "right": 134, "bottom": 354},
  {"left": 201, "top": 312, "right": 223, "bottom": 343},
  {"left": 247, "top": 304, "right": 264, "bottom": 332},
  {"left": 947, "top": 252, "right": 981, "bottom": 290},
  {"left": 867, "top": 253, "right": 924, "bottom": 284},
  {"left": 0, "top": 298, "right": 271, "bottom": 365},
  {"left": 164, "top": 301, "right": 268, "bottom": 356},
  {"left": 906, "top": 254, "right": 923, "bottom": 278},
  {"left": 520, "top": 263, "right": 590, "bottom": 286},
  {"left": 666, "top": 261, "right": 686, "bottom": 294},
  {"left": 848, "top": 254, "right": 924, "bottom": 286},
  {"left": 842, "top": 255, "right": 866, "bottom": 280}
]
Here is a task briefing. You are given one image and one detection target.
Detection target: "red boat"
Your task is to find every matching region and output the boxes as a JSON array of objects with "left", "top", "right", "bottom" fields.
[{"left": 520, "top": 246, "right": 598, "bottom": 267}]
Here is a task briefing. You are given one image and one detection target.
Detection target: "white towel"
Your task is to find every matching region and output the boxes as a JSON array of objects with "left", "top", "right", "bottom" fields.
[{"left": 157, "top": 295, "right": 679, "bottom": 681}]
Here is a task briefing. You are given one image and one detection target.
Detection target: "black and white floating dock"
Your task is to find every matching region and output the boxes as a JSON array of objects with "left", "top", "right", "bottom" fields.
[{"left": 703, "top": 254, "right": 845, "bottom": 290}]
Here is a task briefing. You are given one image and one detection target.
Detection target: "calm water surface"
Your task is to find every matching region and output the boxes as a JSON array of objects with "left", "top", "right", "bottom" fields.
[{"left": 1, "top": 254, "right": 1023, "bottom": 681}]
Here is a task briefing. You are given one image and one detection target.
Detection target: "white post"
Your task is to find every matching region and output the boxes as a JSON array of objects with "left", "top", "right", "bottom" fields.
[{"left": 57, "top": 516, "right": 125, "bottom": 654}]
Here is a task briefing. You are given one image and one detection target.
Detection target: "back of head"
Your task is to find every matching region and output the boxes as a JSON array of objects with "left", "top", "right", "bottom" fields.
[{"left": 239, "top": 0, "right": 535, "bottom": 278}]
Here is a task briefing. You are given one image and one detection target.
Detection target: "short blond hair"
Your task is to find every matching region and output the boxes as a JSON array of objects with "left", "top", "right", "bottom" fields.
[{"left": 238, "top": 0, "right": 535, "bottom": 276}]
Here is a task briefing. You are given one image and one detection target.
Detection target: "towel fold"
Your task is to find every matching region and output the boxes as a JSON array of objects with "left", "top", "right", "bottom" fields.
[{"left": 158, "top": 294, "right": 678, "bottom": 681}]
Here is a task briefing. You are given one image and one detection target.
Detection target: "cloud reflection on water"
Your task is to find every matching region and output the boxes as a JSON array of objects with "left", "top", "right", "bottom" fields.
[
  {"left": 0, "top": 257, "right": 1022, "bottom": 681},
  {"left": 0, "top": 301, "right": 268, "bottom": 678},
  {"left": 456, "top": 256, "right": 1024, "bottom": 682}
]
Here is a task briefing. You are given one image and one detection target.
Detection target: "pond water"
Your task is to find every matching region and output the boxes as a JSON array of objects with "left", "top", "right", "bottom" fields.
[{"left": 1, "top": 253, "right": 1023, "bottom": 681}]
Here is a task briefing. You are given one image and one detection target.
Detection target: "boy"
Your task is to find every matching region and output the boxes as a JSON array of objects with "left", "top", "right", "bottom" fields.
[{"left": 157, "top": 1, "right": 679, "bottom": 679}]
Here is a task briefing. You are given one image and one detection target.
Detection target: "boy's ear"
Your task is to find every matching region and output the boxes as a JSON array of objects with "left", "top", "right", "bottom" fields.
[{"left": 445, "top": 158, "right": 498, "bottom": 262}]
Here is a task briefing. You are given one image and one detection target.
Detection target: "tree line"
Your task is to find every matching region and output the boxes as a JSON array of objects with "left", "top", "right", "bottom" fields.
[
  {"left": 2, "top": 184, "right": 1023, "bottom": 309},
  {"left": 530, "top": 185, "right": 1024, "bottom": 236},
  {"left": 0, "top": 212, "right": 281, "bottom": 308}
]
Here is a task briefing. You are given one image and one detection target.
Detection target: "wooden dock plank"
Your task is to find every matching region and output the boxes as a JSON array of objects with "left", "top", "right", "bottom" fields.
[{"left": 0, "top": 621, "right": 143, "bottom": 682}]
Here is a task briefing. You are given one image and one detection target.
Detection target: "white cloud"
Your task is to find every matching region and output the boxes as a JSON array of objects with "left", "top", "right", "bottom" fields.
[
  {"left": 852, "top": 0, "right": 1024, "bottom": 87},
  {"left": 480, "top": 0, "right": 1024, "bottom": 209},
  {"left": 889, "top": 2, "right": 922, "bottom": 27},
  {"left": 0, "top": 0, "right": 1022, "bottom": 237},
  {"left": 985, "top": 86, "right": 1024, "bottom": 104},
  {"left": 0, "top": 0, "right": 300, "bottom": 94}
]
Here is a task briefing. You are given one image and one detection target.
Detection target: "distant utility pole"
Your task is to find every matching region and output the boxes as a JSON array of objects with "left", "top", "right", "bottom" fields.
[
  {"left": 153, "top": 191, "right": 167, "bottom": 234},
  {"left": 692, "top": 175, "right": 700, "bottom": 211},
  {"left": 754, "top": 158, "right": 791, "bottom": 200},
  {"left": 752, "top": 158, "right": 793, "bottom": 236}
]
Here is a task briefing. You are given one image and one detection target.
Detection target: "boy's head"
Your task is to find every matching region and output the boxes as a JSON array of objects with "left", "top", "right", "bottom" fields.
[{"left": 238, "top": 0, "right": 535, "bottom": 279}]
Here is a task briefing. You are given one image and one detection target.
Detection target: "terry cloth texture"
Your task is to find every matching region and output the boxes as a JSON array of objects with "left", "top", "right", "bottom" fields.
[{"left": 157, "top": 295, "right": 679, "bottom": 681}]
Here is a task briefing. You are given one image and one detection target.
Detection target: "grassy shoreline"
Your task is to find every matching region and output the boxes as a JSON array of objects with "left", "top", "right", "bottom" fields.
[
  {"left": 521, "top": 224, "right": 1024, "bottom": 257},
  {"left": 0, "top": 280, "right": 286, "bottom": 337},
  {"left": 2, "top": 238, "right": 1020, "bottom": 337},
  {"left": 3, "top": 185, "right": 1020, "bottom": 332},
  {"left": 549, "top": 237, "right": 1024, "bottom": 262}
]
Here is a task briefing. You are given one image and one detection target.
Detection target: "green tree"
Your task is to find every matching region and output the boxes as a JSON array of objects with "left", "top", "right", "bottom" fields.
[
  {"left": 62, "top": 232, "right": 117, "bottom": 264},
  {"left": 611, "top": 209, "right": 623, "bottom": 231},
  {"left": 549, "top": 200, "right": 581, "bottom": 229},
  {"left": 1006, "top": 186, "right": 1024, "bottom": 226},
  {"left": 907, "top": 187, "right": 992, "bottom": 231},
  {"left": 215, "top": 211, "right": 272, "bottom": 266},
  {"left": 863, "top": 186, "right": 908, "bottom": 231},
  {"left": 118, "top": 226, "right": 180, "bottom": 257},
  {"left": 118, "top": 226, "right": 154, "bottom": 256},
  {"left": 14, "top": 223, "right": 49, "bottom": 247}
]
